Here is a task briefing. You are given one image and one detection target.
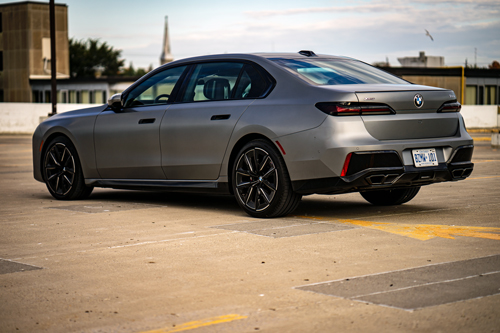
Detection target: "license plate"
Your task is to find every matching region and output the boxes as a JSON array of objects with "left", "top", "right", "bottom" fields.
[{"left": 412, "top": 149, "right": 438, "bottom": 167}]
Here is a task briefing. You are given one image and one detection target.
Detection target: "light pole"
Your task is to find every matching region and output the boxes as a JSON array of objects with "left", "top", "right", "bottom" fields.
[{"left": 49, "top": 0, "right": 57, "bottom": 116}]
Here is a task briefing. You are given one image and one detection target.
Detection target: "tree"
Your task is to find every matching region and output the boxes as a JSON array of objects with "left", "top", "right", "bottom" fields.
[
  {"left": 489, "top": 61, "right": 500, "bottom": 69},
  {"left": 122, "top": 61, "right": 136, "bottom": 76},
  {"left": 122, "top": 62, "right": 154, "bottom": 77},
  {"left": 69, "top": 38, "right": 125, "bottom": 77}
]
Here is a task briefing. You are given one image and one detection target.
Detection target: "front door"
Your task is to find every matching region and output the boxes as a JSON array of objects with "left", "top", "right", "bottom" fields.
[{"left": 94, "top": 65, "right": 187, "bottom": 179}]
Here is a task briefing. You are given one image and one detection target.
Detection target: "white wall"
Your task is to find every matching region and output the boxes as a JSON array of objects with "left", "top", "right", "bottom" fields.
[
  {"left": 460, "top": 105, "right": 500, "bottom": 129},
  {"left": 0, "top": 103, "right": 96, "bottom": 134},
  {"left": 0, "top": 103, "right": 498, "bottom": 134}
]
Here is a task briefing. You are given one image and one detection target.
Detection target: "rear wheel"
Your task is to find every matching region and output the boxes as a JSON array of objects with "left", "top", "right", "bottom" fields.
[
  {"left": 232, "top": 139, "right": 301, "bottom": 218},
  {"left": 360, "top": 187, "right": 420, "bottom": 206},
  {"left": 43, "top": 136, "right": 93, "bottom": 200}
]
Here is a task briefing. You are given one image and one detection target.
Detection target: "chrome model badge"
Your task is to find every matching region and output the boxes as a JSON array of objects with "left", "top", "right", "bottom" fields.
[{"left": 414, "top": 94, "right": 424, "bottom": 108}]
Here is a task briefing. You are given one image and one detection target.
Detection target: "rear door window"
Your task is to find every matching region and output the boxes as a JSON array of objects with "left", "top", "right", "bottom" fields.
[{"left": 179, "top": 61, "right": 274, "bottom": 102}]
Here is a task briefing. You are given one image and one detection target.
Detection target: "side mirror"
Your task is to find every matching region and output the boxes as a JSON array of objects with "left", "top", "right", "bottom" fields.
[{"left": 107, "top": 93, "right": 123, "bottom": 111}]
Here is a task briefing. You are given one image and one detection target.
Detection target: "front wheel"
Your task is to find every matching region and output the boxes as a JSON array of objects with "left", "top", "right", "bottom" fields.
[
  {"left": 43, "top": 136, "right": 93, "bottom": 200},
  {"left": 360, "top": 187, "right": 421, "bottom": 206},
  {"left": 232, "top": 139, "right": 301, "bottom": 218}
]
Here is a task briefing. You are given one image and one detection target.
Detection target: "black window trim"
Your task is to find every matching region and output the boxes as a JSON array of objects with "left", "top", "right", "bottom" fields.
[
  {"left": 119, "top": 59, "right": 276, "bottom": 110},
  {"left": 121, "top": 59, "right": 276, "bottom": 108}
]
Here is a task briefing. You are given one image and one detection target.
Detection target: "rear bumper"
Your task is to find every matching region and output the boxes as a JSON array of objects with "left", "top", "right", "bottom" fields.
[
  {"left": 292, "top": 162, "right": 473, "bottom": 195},
  {"left": 292, "top": 146, "right": 474, "bottom": 195}
]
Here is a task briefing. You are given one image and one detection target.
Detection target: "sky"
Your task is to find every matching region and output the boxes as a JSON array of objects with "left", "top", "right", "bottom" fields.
[{"left": 3, "top": 0, "right": 499, "bottom": 69}]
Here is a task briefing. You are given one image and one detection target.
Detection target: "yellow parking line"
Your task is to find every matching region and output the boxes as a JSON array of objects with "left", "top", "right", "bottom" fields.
[
  {"left": 339, "top": 219, "right": 500, "bottom": 241},
  {"left": 472, "top": 137, "right": 491, "bottom": 142},
  {"left": 140, "top": 314, "right": 248, "bottom": 333},
  {"left": 296, "top": 216, "right": 500, "bottom": 241},
  {"left": 468, "top": 175, "right": 500, "bottom": 180},
  {"left": 472, "top": 160, "right": 499, "bottom": 163}
]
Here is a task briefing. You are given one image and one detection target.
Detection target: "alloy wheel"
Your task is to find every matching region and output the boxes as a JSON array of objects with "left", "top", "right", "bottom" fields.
[
  {"left": 235, "top": 147, "right": 278, "bottom": 212},
  {"left": 44, "top": 143, "right": 76, "bottom": 196}
]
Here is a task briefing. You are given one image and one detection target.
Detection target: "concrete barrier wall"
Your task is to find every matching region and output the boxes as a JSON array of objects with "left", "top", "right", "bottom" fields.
[
  {"left": 0, "top": 103, "right": 499, "bottom": 134},
  {"left": 0, "top": 103, "right": 96, "bottom": 134},
  {"left": 460, "top": 105, "right": 500, "bottom": 129}
]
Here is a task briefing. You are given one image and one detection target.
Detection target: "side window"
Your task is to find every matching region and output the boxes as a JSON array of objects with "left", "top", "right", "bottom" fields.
[
  {"left": 181, "top": 62, "right": 243, "bottom": 102},
  {"left": 233, "top": 64, "right": 270, "bottom": 99},
  {"left": 124, "top": 65, "right": 187, "bottom": 107}
]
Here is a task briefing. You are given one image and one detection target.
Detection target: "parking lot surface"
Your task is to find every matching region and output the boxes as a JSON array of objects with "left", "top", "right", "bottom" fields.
[{"left": 0, "top": 134, "right": 499, "bottom": 332}]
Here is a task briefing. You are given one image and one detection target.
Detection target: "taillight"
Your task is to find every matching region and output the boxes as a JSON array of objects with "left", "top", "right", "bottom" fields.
[
  {"left": 315, "top": 102, "right": 395, "bottom": 116},
  {"left": 341, "top": 153, "right": 352, "bottom": 177},
  {"left": 438, "top": 101, "right": 461, "bottom": 113}
]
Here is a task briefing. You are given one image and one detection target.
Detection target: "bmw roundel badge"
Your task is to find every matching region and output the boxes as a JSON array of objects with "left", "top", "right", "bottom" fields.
[{"left": 414, "top": 94, "right": 424, "bottom": 108}]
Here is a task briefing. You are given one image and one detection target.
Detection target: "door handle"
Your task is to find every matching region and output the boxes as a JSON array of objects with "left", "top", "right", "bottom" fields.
[
  {"left": 138, "top": 118, "right": 156, "bottom": 124},
  {"left": 211, "top": 114, "right": 231, "bottom": 121}
]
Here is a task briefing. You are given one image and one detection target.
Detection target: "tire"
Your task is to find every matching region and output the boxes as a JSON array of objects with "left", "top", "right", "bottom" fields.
[
  {"left": 360, "top": 187, "right": 421, "bottom": 206},
  {"left": 43, "top": 136, "right": 93, "bottom": 200},
  {"left": 232, "top": 139, "right": 302, "bottom": 218}
]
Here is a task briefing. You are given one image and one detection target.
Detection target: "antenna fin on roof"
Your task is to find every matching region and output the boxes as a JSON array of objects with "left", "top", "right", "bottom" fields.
[{"left": 298, "top": 50, "right": 317, "bottom": 57}]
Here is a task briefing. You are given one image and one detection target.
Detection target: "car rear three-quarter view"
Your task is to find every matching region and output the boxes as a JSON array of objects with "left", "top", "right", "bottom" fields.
[{"left": 33, "top": 51, "right": 474, "bottom": 218}]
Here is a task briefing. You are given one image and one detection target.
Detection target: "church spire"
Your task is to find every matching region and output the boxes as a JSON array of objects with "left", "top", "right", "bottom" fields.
[{"left": 160, "top": 16, "right": 174, "bottom": 65}]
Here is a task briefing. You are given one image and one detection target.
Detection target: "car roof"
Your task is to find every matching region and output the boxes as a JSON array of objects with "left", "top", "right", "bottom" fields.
[{"left": 167, "top": 52, "right": 355, "bottom": 66}]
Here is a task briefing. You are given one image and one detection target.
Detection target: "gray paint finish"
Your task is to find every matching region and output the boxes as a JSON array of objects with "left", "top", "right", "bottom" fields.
[{"left": 32, "top": 52, "right": 475, "bottom": 217}]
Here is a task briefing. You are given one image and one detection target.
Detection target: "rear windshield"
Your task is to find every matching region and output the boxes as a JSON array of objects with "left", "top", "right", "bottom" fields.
[{"left": 271, "top": 58, "right": 409, "bottom": 85}]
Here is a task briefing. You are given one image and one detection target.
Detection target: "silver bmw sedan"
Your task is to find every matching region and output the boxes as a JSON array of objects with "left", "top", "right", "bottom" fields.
[{"left": 33, "top": 51, "right": 474, "bottom": 217}]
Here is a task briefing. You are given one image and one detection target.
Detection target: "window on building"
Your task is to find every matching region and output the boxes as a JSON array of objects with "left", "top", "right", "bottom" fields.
[
  {"left": 0, "top": 90, "right": 4, "bottom": 103},
  {"left": 32, "top": 90, "right": 40, "bottom": 103},
  {"left": 465, "top": 86, "right": 476, "bottom": 105},
  {"left": 69, "top": 91, "right": 76, "bottom": 103},
  {"left": 478, "top": 86, "right": 484, "bottom": 105},
  {"left": 81, "top": 90, "right": 89, "bottom": 103},
  {"left": 58, "top": 90, "right": 68, "bottom": 103},
  {"left": 486, "top": 86, "right": 497, "bottom": 105},
  {"left": 44, "top": 91, "right": 51, "bottom": 103},
  {"left": 94, "top": 91, "right": 104, "bottom": 104},
  {"left": 76, "top": 91, "right": 81, "bottom": 103},
  {"left": 0, "top": 51, "right": 3, "bottom": 72},
  {"left": 0, "top": 12, "right": 2, "bottom": 33}
]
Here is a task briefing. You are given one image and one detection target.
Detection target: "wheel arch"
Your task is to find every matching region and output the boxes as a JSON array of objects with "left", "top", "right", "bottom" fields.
[{"left": 38, "top": 131, "right": 74, "bottom": 178}]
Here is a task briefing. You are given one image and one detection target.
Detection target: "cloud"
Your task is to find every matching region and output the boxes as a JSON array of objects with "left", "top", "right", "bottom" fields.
[{"left": 246, "top": 3, "right": 407, "bottom": 18}]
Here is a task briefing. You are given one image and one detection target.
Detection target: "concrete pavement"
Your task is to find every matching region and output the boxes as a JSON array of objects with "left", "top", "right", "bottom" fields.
[{"left": 0, "top": 134, "right": 499, "bottom": 332}]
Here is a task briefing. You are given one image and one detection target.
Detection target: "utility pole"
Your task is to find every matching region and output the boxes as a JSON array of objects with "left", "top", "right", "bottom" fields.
[
  {"left": 49, "top": 0, "right": 57, "bottom": 116},
  {"left": 474, "top": 48, "right": 477, "bottom": 68}
]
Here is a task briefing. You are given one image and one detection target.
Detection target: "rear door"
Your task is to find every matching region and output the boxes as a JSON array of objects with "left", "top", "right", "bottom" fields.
[{"left": 160, "top": 62, "right": 271, "bottom": 180}]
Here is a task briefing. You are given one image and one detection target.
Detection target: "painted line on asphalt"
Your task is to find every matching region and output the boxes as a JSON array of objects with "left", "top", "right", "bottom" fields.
[
  {"left": 358, "top": 202, "right": 500, "bottom": 221},
  {"left": 473, "top": 137, "right": 492, "bottom": 142},
  {"left": 472, "top": 159, "right": 500, "bottom": 163},
  {"left": 296, "top": 216, "right": 500, "bottom": 241},
  {"left": 468, "top": 175, "right": 500, "bottom": 180},
  {"left": 140, "top": 314, "right": 248, "bottom": 333}
]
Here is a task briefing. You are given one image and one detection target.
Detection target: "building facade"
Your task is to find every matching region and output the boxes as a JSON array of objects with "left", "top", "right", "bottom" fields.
[
  {"left": 382, "top": 67, "right": 500, "bottom": 106},
  {"left": 0, "top": 1, "right": 69, "bottom": 102},
  {"left": 398, "top": 51, "right": 445, "bottom": 68}
]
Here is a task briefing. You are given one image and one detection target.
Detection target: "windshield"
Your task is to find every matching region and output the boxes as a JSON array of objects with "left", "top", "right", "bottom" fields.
[{"left": 271, "top": 58, "right": 409, "bottom": 85}]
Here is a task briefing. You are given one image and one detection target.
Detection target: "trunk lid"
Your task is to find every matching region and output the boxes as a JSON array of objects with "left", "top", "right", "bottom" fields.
[{"left": 355, "top": 85, "right": 459, "bottom": 140}]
